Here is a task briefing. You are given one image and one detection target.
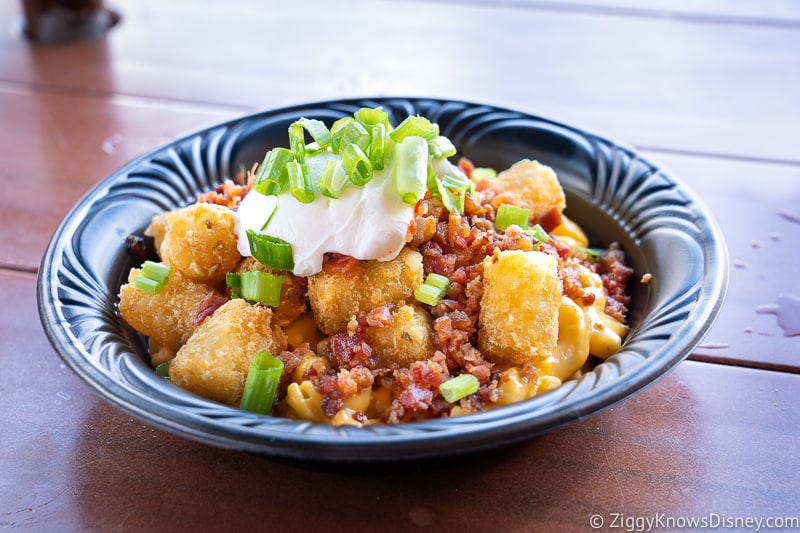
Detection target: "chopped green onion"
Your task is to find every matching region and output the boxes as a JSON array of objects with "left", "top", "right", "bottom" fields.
[
  {"left": 333, "top": 120, "right": 370, "bottom": 153},
  {"left": 246, "top": 230, "right": 294, "bottom": 271},
  {"left": 354, "top": 106, "right": 390, "bottom": 128},
  {"left": 495, "top": 204, "right": 531, "bottom": 232},
  {"left": 239, "top": 350, "right": 284, "bottom": 414},
  {"left": 425, "top": 272, "right": 449, "bottom": 290},
  {"left": 367, "top": 122, "right": 387, "bottom": 170},
  {"left": 437, "top": 173, "right": 471, "bottom": 215},
  {"left": 472, "top": 167, "right": 497, "bottom": 180},
  {"left": 341, "top": 143, "right": 373, "bottom": 185},
  {"left": 428, "top": 136, "right": 456, "bottom": 159},
  {"left": 253, "top": 148, "right": 294, "bottom": 196},
  {"left": 239, "top": 270, "right": 283, "bottom": 307},
  {"left": 288, "top": 123, "right": 307, "bottom": 163},
  {"left": 260, "top": 204, "right": 278, "bottom": 231},
  {"left": 395, "top": 136, "right": 428, "bottom": 205},
  {"left": 130, "top": 275, "right": 162, "bottom": 294},
  {"left": 414, "top": 283, "right": 445, "bottom": 306},
  {"left": 294, "top": 117, "right": 332, "bottom": 149},
  {"left": 526, "top": 223, "right": 550, "bottom": 245},
  {"left": 318, "top": 158, "right": 349, "bottom": 199},
  {"left": 577, "top": 247, "right": 603, "bottom": 257},
  {"left": 439, "top": 373, "right": 480, "bottom": 403},
  {"left": 226, "top": 272, "right": 242, "bottom": 299},
  {"left": 414, "top": 272, "right": 450, "bottom": 305},
  {"left": 130, "top": 261, "right": 173, "bottom": 294},
  {"left": 155, "top": 360, "right": 172, "bottom": 379},
  {"left": 390, "top": 115, "right": 439, "bottom": 142},
  {"left": 287, "top": 160, "right": 314, "bottom": 204}
]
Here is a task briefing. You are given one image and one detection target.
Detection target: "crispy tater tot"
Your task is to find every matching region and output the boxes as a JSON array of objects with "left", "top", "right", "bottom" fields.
[
  {"left": 494, "top": 159, "right": 566, "bottom": 229},
  {"left": 478, "top": 250, "right": 561, "bottom": 365},
  {"left": 159, "top": 203, "right": 240, "bottom": 285},
  {"left": 169, "top": 299, "right": 288, "bottom": 406},
  {"left": 366, "top": 304, "right": 434, "bottom": 366},
  {"left": 118, "top": 267, "right": 216, "bottom": 355},
  {"left": 307, "top": 247, "right": 424, "bottom": 334}
]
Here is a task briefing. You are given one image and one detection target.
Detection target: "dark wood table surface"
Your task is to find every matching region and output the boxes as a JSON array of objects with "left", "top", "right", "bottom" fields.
[{"left": 2, "top": 1, "right": 799, "bottom": 531}]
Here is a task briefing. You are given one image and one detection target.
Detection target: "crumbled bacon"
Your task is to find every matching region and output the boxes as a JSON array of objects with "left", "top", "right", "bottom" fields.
[{"left": 191, "top": 294, "right": 226, "bottom": 326}]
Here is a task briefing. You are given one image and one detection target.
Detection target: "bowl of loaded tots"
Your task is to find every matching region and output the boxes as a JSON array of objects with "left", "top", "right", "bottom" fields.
[{"left": 38, "top": 98, "right": 728, "bottom": 461}]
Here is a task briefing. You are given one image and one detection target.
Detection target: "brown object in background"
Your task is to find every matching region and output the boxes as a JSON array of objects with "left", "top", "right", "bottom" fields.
[{"left": 21, "top": 0, "right": 119, "bottom": 43}]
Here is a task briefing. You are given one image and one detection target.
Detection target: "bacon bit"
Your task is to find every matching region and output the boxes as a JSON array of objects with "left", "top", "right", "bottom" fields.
[
  {"left": 457, "top": 157, "right": 475, "bottom": 179},
  {"left": 322, "top": 253, "right": 360, "bottom": 274},
  {"left": 197, "top": 179, "right": 251, "bottom": 209},
  {"left": 364, "top": 304, "right": 394, "bottom": 328},
  {"left": 191, "top": 294, "right": 227, "bottom": 326},
  {"left": 535, "top": 206, "right": 563, "bottom": 233}
]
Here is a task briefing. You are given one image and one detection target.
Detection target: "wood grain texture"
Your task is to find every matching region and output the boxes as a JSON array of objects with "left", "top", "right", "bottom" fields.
[{"left": 1, "top": 0, "right": 798, "bottom": 163}]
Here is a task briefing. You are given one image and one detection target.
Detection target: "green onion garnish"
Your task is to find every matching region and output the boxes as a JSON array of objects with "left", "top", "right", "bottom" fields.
[
  {"left": 472, "top": 167, "right": 497, "bottom": 180},
  {"left": 253, "top": 148, "right": 294, "bottom": 196},
  {"left": 226, "top": 272, "right": 242, "bottom": 299},
  {"left": 577, "top": 247, "right": 603, "bottom": 257},
  {"left": 260, "top": 204, "right": 278, "bottom": 232},
  {"left": 495, "top": 204, "right": 531, "bottom": 232},
  {"left": 239, "top": 350, "right": 284, "bottom": 414},
  {"left": 354, "top": 106, "right": 390, "bottom": 128},
  {"left": 288, "top": 123, "right": 307, "bottom": 163},
  {"left": 414, "top": 272, "right": 450, "bottom": 305},
  {"left": 367, "top": 122, "right": 387, "bottom": 171},
  {"left": 395, "top": 136, "right": 428, "bottom": 205},
  {"left": 246, "top": 230, "right": 294, "bottom": 271},
  {"left": 287, "top": 160, "right": 314, "bottom": 204},
  {"left": 239, "top": 270, "right": 283, "bottom": 307},
  {"left": 294, "top": 117, "right": 332, "bottom": 149},
  {"left": 333, "top": 120, "right": 370, "bottom": 153},
  {"left": 155, "top": 360, "right": 172, "bottom": 379},
  {"left": 390, "top": 115, "right": 439, "bottom": 142},
  {"left": 341, "top": 143, "right": 373, "bottom": 185},
  {"left": 439, "top": 373, "right": 480, "bottom": 403},
  {"left": 130, "top": 261, "right": 173, "bottom": 294},
  {"left": 428, "top": 135, "right": 456, "bottom": 159},
  {"left": 436, "top": 173, "right": 471, "bottom": 215},
  {"left": 318, "top": 158, "right": 349, "bottom": 199},
  {"left": 526, "top": 223, "right": 550, "bottom": 245}
]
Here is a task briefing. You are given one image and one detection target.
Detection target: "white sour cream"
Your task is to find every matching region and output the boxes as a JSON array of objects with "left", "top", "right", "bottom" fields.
[{"left": 234, "top": 150, "right": 414, "bottom": 277}]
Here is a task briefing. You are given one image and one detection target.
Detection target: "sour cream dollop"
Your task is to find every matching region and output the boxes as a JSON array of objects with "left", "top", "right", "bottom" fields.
[{"left": 234, "top": 151, "right": 414, "bottom": 277}]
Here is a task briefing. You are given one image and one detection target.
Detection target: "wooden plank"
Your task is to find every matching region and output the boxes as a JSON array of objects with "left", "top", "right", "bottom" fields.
[
  {"left": 0, "top": 87, "right": 238, "bottom": 271},
  {"left": 0, "top": 0, "right": 797, "bottom": 163},
  {"left": 4, "top": 268, "right": 798, "bottom": 529}
]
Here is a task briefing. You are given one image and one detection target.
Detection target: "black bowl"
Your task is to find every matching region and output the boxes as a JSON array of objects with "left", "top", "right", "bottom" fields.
[{"left": 37, "top": 97, "right": 728, "bottom": 462}]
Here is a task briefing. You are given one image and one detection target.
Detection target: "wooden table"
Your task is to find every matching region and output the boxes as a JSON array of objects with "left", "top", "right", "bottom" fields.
[{"left": 2, "top": 1, "right": 799, "bottom": 530}]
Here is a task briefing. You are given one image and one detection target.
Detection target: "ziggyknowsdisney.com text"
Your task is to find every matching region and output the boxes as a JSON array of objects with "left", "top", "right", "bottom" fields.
[{"left": 588, "top": 512, "right": 800, "bottom": 531}]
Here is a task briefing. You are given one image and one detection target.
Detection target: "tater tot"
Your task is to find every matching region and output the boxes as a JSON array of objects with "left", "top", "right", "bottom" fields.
[
  {"left": 169, "top": 298, "right": 288, "bottom": 406},
  {"left": 159, "top": 203, "right": 240, "bottom": 285},
  {"left": 118, "top": 267, "right": 215, "bottom": 355},
  {"left": 478, "top": 250, "right": 561, "bottom": 365},
  {"left": 307, "top": 247, "right": 424, "bottom": 334},
  {"left": 494, "top": 159, "right": 566, "bottom": 228},
  {"left": 366, "top": 304, "right": 434, "bottom": 367}
]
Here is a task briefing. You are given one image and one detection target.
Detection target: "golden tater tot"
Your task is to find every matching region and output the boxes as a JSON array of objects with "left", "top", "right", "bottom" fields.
[
  {"left": 169, "top": 299, "right": 288, "bottom": 406},
  {"left": 307, "top": 247, "right": 424, "bottom": 334},
  {"left": 118, "top": 267, "right": 216, "bottom": 355},
  {"left": 494, "top": 159, "right": 566, "bottom": 227},
  {"left": 159, "top": 203, "right": 240, "bottom": 285},
  {"left": 366, "top": 304, "right": 434, "bottom": 366},
  {"left": 478, "top": 250, "right": 561, "bottom": 365}
]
